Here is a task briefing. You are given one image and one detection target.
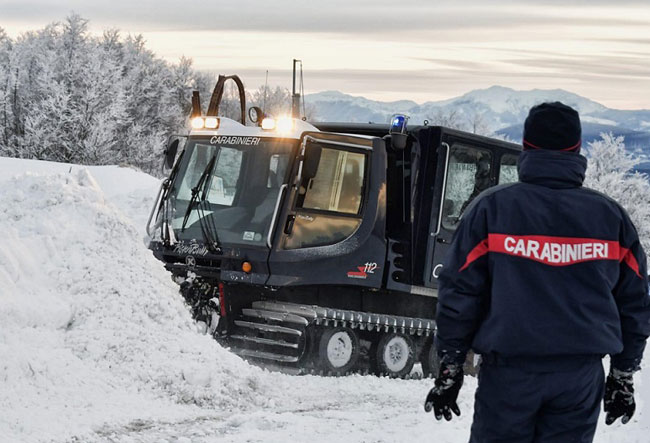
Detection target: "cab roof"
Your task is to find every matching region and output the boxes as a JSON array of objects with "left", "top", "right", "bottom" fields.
[{"left": 312, "top": 122, "right": 522, "bottom": 152}]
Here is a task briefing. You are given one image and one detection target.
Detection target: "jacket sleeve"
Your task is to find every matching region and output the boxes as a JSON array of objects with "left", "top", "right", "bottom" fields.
[
  {"left": 611, "top": 209, "right": 650, "bottom": 372},
  {"left": 434, "top": 200, "right": 491, "bottom": 364}
]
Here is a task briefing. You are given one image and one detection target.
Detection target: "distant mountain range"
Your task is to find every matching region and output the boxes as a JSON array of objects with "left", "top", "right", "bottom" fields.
[{"left": 306, "top": 86, "right": 650, "bottom": 164}]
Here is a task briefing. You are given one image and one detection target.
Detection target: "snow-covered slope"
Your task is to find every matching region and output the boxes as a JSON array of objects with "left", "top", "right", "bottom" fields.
[
  {"left": 0, "top": 160, "right": 271, "bottom": 442},
  {"left": 0, "top": 157, "right": 648, "bottom": 442}
]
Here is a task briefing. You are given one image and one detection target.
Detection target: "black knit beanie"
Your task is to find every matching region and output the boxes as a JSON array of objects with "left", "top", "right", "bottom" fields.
[{"left": 523, "top": 102, "right": 582, "bottom": 153}]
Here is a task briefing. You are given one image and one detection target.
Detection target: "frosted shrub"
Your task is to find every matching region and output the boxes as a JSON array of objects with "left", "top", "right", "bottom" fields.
[
  {"left": 0, "top": 15, "right": 213, "bottom": 174},
  {"left": 584, "top": 133, "right": 650, "bottom": 255}
]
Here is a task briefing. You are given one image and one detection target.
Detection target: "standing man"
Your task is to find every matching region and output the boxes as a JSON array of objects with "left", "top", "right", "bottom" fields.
[{"left": 424, "top": 102, "right": 650, "bottom": 442}]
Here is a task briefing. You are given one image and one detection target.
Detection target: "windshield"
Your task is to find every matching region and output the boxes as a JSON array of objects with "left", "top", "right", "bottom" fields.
[{"left": 167, "top": 136, "right": 297, "bottom": 247}]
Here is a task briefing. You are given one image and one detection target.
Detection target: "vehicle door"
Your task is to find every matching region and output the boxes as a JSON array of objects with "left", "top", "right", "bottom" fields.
[
  {"left": 427, "top": 137, "right": 496, "bottom": 286},
  {"left": 266, "top": 132, "right": 387, "bottom": 288}
]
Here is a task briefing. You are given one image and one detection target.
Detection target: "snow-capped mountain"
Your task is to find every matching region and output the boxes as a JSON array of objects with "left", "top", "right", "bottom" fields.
[
  {"left": 306, "top": 90, "right": 419, "bottom": 125},
  {"left": 306, "top": 86, "right": 650, "bottom": 151}
]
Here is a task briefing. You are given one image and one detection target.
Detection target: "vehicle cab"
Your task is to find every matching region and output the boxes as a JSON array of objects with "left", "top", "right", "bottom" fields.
[{"left": 147, "top": 115, "right": 388, "bottom": 294}]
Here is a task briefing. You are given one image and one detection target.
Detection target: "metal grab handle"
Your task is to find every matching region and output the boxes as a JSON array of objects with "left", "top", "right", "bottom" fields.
[
  {"left": 267, "top": 184, "right": 289, "bottom": 248},
  {"left": 146, "top": 180, "right": 166, "bottom": 237},
  {"left": 206, "top": 74, "right": 247, "bottom": 123},
  {"left": 433, "top": 143, "right": 451, "bottom": 237}
]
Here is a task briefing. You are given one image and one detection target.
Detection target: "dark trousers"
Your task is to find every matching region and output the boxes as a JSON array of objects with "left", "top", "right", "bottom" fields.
[{"left": 470, "top": 356, "right": 604, "bottom": 443}]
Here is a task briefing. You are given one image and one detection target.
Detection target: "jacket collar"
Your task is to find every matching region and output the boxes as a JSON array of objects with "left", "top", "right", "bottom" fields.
[{"left": 517, "top": 149, "right": 587, "bottom": 189}]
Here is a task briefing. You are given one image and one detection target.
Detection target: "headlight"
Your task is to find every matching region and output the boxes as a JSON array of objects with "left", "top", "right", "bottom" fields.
[
  {"left": 276, "top": 116, "right": 294, "bottom": 133},
  {"left": 204, "top": 117, "right": 219, "bottom": 129},
  {"left": 261, "top": 117, "right": 276, "bottom": 130},
  {"left": 191, "top": 116, "right": 205, "bottom": 129}
]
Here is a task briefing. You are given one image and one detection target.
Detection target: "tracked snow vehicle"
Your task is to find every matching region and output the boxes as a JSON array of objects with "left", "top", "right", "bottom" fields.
[{"left": 147, "top": 75, "right": 522, "bottom": 377}]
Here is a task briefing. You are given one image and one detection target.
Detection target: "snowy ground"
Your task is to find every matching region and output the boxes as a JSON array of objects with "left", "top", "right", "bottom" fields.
[{"left": 0, "top": 156, "right": 648, "bottom": 443}]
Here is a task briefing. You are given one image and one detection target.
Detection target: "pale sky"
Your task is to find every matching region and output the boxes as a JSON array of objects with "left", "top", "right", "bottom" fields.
[{"left": 2, "top": 0, "right": 650, "bottom": 109}]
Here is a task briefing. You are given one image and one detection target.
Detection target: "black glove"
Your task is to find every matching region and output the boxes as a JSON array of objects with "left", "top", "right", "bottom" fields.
[
  {"left": 604, "top": 368, "right": 635, "bottom": 425},
  {"left": 424, "top": 358, "right": 464, "bottom": 421}
]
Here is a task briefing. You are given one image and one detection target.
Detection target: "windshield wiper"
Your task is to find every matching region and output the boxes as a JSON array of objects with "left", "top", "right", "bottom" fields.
[
  {"left": 159, "top": 149, "right": 185, "bottom": 244},
  {"left": 161, "top": 149, "right": 185, "bottom": 204},
  {"left": 180, "top": 154, "right": 217, "bottom": 232},
  {"left": 179, "top": 154, "right": 223, "bottom": 254},
  {"left": 196, "top": 187, "right": 222, "bottom": 253}
]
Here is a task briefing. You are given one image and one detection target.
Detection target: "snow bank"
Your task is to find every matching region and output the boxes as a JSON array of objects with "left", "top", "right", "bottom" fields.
[
  {"left": 0, "top": 168, "right": 269, "bottom": 442},
  {"left": 0, "top": 157, "right": 161, "bottom": 229}
]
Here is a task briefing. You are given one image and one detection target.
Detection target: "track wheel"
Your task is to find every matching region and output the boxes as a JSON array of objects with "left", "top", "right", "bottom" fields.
[
  {"left": 318, "top": 327, "right": 360, "bottom": 374},
  {"left": 376, "top": 333, "right": 415, "bottom": 378},
  {"left": 421, "top": 341, "right": 441, "bottom": 378}
]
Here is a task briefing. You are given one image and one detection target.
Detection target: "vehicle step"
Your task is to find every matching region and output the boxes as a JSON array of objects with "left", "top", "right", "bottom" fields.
[
  {"left": 234, "top": 320, "right": 303, "bottom": 336},
  {"left": 251, "top": 301, "right": 318, "bottom": 320},
  {"left": 233, "top": 348, "right": 300, "bottom": 363},
  {"left": 241, "top": 308, "right": 309, "bottom": 326},
  {"left": 229, "top": 334, "right": 299, "bottom": 349}
]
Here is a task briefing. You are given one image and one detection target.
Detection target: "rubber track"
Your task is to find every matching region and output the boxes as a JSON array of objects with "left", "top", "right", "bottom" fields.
[{"left": 234, "top": 301, "right": 438, "bottom": 379}]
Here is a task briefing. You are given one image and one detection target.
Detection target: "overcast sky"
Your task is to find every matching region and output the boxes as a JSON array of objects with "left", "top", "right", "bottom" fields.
[{"left": 2, "top": 0, "right": 650, "bottom": 109}]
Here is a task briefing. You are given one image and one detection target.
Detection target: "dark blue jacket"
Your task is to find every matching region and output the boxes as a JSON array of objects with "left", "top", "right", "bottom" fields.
[{"left": 435, "top": 149, "right": 650, "bottom": 371}]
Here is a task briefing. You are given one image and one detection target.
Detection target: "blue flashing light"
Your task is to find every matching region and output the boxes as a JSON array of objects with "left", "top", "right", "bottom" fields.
[{"left": 390, "top": 114, "right": 408, "bottom": 134}]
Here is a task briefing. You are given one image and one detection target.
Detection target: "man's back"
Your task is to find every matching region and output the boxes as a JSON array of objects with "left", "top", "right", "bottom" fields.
[
  {"left": 436, "top": 149, "right": 648, "bottom": 370},
  {"left": 425, "top": 102, "right": 650, "bottom": 442}
]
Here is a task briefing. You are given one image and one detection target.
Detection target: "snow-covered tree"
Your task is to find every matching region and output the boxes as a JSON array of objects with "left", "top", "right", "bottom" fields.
[
  {"left": 248, "top": 85, "right": 291, "bottom": 117},
  {"left": 467, "top": 110, "right": 492, "bottom": 136},
  {"left": 0, "top": 15, "right": 331, "bottom": 172},
  {"left": 584, "top": 133, "right": 650, "bottom": 254},
  {"left": 247, "top": 84, "right": 316, "bottom": 121},
  {"left": 0, "top": 27, "right": 12, "bottom": 147},
  {"left": 0, "top": 15, "right": 216, "bottom": 174},
  {"left": 427, "top": 109, "right": 463, "bottom": 130},
  {"left": 424, "top": 108, "right": 494, "bottom": 137}
]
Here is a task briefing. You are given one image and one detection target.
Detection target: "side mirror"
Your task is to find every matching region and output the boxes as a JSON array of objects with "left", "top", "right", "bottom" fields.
[
  {"left": 164, "top": 139, "right": 180, "bottom": 169},
  {"left": 302, "top": 143, "right": 322, "bottom": 180}
]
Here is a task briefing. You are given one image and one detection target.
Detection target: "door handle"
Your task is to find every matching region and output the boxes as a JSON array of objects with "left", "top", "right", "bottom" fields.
[{"left": 284, "top": 214, "right": 296, "bottom": 235}]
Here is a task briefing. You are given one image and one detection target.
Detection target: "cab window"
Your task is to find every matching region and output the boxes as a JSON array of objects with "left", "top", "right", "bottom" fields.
[
  {"left": 177, "top": 143, "right": 216, "bottom": 201},
  {"left": 268, "top": 154, "right": 290, "bottom": 188},
  {"left": 499, "top": 154, "right": 519, "bottom": 184},
  {"left": 441, "top": 145, "right": 492, "bottom": 230},
  {"left": 302, "top": 148, "right": 365, "bottom": 214},
  {"left": 206, "top": 147, "right": 243, "bottom": 206},
  {"left": 176, "top": 144, "right": 243, "bottom": 207},
  {"left": 284, "top": 147, "right": 367, "bottom": 249}
]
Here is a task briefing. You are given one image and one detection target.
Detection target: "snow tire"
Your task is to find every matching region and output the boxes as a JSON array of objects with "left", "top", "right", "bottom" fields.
[
  {"left": 317, "top": 327, "right": 360, "bottom": 375},
  {"left": 375, "top": 333, "right": 415, "bottom": 378}
]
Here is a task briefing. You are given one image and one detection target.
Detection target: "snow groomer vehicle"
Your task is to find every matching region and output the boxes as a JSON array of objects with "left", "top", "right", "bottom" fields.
[{"left": 147, "top": 74, "right": 522, "bottom": 377}]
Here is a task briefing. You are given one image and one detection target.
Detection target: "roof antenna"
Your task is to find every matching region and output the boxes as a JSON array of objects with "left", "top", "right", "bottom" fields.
[
  {"left": 262, "top": 70, "right": 269, "bottom": 115},
  {"left": 300, "top": 61, "right": 306, "bottom": 120},
  {"left": 291, "top": 59, "right": 302, "bottom": 119}
]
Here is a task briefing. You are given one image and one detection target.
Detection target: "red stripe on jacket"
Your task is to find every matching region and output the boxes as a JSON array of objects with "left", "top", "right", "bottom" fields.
[{"left": 459, "top": 233, "right": 641, "bottom": 278}]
